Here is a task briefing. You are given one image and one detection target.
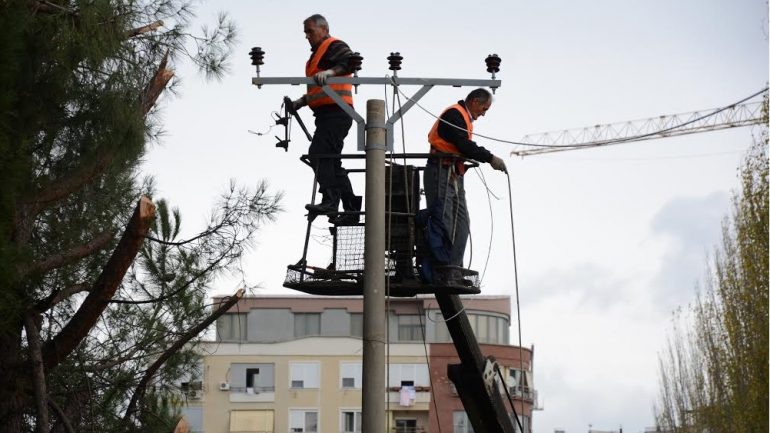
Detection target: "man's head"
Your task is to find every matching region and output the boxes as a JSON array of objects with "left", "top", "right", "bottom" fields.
[
  {"left": 465, "top": 88, "right": 493, "bottom": 120},
  {"left": 304, "top": 14, "right": 329, "bottom": 49}
]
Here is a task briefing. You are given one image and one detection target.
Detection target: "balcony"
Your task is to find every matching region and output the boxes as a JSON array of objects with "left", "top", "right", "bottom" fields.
[
  {"left": 506, "top": 385, "right": 537, "bottom": 402},
  {"left": 228, "top": 386, "right": 276, "bottom": 403}
]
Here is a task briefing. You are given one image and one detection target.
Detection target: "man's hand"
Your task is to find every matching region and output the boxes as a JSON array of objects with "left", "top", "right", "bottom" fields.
[
  {"left": 490, "top": 155, "right": 508, "bottom": 173},
  {"left": 313, "top": 70, "right": 335, "bottom": 86},
  {"left": 292, "top": 96, "right": 306, "bottom": 111}
]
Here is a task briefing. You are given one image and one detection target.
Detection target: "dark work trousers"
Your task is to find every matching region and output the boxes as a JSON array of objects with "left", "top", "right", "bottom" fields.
[
  {"left": 424, "top": 161, "right": 469, "bottom": 267},
  {"left": 309, "top": 112, "right": 354, "bottom": 198}
]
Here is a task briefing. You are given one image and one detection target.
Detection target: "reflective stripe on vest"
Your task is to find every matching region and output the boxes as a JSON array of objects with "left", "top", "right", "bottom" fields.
[
  {"left": 305, "top": 37, "right": 354, "bottom": 109},
  {"left": 428, "top": 104, "right": 473, "bottom": 174}
]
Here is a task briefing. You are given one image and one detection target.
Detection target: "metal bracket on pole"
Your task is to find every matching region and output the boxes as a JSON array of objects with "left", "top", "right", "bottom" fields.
[
  {"left": 252, "top": 76, "right": 501, "bottom": 152},
  {"left": 385, "top": 83, "right": 433, "bottom": 151}
]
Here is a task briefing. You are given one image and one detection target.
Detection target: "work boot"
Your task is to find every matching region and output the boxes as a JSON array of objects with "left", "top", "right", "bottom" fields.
[
  {"left": 330, "top": 194, "right": 362, "bottom": 225},
  {"left": 305, "top": 189, "right": 340, "bottom": 215}
]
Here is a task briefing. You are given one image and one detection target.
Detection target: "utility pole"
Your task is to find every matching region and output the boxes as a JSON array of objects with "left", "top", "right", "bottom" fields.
[{"left": 362, "top": 99, "right": 386, "bottom": 433}]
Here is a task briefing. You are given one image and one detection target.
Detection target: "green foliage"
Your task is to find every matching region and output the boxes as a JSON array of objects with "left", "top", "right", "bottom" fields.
[
  {"left": 654, "top": 96, "right": 769, "bottom": 433},
  {"left": 0, "top": 1, "right": 274, "bottom": 432}
]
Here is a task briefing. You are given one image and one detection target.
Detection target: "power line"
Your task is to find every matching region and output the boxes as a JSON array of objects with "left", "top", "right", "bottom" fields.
[{"left": 389, "top": 77, "right": 767, "bottom": 155}]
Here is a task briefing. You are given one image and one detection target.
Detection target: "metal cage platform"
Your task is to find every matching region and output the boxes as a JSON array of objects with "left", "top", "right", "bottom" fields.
[{"left": 283, "top": 155, "right": 481, "bottom": 297}]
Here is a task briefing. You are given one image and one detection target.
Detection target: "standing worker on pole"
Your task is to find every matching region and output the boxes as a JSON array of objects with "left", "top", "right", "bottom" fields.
[
  {"left": 425, "top": 88, "right": 508, "bottom": 269},
  {"left": 292, "top": 14, "right": 361, "bottom": 225}
]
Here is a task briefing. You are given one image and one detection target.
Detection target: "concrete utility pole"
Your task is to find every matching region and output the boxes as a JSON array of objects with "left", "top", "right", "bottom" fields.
[{"left": 362, "top": 99, "right": 386, "bottom": 433}]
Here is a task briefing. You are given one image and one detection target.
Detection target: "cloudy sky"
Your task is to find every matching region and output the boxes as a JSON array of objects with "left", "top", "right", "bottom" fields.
[{"left": 141, "top": 1, "right": 768, "bottom": 432}]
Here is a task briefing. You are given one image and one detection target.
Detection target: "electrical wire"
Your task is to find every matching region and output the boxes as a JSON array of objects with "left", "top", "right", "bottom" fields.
[
  {"left": 505, "top": 170, "right": 527, "bottom": 393},
  {"left": 418, "top": 302, "right": 444, "bottom": 433},
  {"left": 389, "top": 78, "right": 768, "bottom": 151}
]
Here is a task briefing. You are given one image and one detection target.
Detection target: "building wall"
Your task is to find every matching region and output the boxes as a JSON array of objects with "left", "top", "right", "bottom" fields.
[
  {"left": 196, "top": 295, "right": 532, "bottom": 433},
  {"left": 428, "top": 343, "right": 534, "bottom": 433}
]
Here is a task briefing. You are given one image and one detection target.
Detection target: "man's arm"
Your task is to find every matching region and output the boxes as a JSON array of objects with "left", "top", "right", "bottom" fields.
[{"left": 322, "top": 40, "right": 354, "bottom": 75}]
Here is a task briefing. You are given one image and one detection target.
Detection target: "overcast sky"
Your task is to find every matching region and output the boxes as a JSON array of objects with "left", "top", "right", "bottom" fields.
[{"left": 141, "top": 1, "right": 768, "bottom": 432}]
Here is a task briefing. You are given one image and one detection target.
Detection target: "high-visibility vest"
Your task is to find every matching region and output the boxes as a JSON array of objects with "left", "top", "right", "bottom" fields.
[
  {"left": 305, "top": 37, "right": 353, "bottom": 109},
  {"left": 428, "top": 103, "right": 473, "bottom": 174}
]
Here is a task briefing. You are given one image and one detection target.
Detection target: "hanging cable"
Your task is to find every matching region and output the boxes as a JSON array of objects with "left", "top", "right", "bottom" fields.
[
  {"left": 505, "top": 170, "right": 527, "bottom": 392},
  {"left": 389, "top": 79, "right": 768, "bottom": 150},
  {"left": 418, "top": 303, "right": 444, "bottom": 433}
]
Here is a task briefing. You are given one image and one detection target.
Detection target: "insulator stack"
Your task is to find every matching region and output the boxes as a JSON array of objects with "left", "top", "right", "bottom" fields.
[
  {"left": 348, "top": 52, "right": 363, "bottom": 93},
  {"left": 485, "top": 54, "right": 501, "bottom": 93},
  {"left": 485, "top": 54, "right": 501, "bottom": 77},
  {"left": 250, "top": 46, "right": 266, "bottom": 88},
  {"left": 387, "top": 52, "right": 403, "bottom": 76}
]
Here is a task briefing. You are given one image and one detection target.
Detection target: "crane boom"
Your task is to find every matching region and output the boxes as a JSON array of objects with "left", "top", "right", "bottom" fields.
[{"left": 511, "top": 100, "right": 765, "bottom": 157}]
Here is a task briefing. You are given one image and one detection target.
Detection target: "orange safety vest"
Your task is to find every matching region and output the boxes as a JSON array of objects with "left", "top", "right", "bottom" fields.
[
  {"left": 305, "top": 37, "right": 354, "bottom": 109},
  {"left": 428, "top": 103, "right": 473, "bottom": 175}
]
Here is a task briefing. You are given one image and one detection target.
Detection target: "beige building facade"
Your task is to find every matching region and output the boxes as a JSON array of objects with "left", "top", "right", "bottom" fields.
[{"left": 183, "top": 295, "right": 536, "bottom": 433}]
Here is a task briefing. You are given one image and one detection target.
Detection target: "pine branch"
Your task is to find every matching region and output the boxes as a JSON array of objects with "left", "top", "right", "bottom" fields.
[
  {"left": 47, "top": 397, "right": 75, "bottom": 433},
  {"left": 22, "top": 230, "right": 114, "bottom": 279},
  {"left": 20, "top": 55, "right": 173, "bottom": 229},
  {"left": 123, "top": 288, "right": 244, "bottom": 422},
  {"left": 41, "top": 197, "right": 156, "bottom": 370},
  {"left": 24, "top": 313, "right": 50, "bottom": 433}
]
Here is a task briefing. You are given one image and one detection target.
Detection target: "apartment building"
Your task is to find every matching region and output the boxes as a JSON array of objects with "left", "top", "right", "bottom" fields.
[{"left": 183, "top": 295, "right": 536, "bottom": 433}]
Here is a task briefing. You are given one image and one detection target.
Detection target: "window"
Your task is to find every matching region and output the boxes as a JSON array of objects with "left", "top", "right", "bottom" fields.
[
  {"left": 397, "top": 315, "right": 424, "bottom": 341},
  {"left": 432, "top": 311, "right": 450, "bottom": 342},
  {"left": 229, "top": 410, "right": 274, "bottom": 433},
  {"left": 340, "top": 410, "right": 362, "bottom": 433},
  {"left": 290, "top": 362, "right": 320, "bottom": 389},
  {"left": 231, "top": 363, "right": 274, "bottom": 393},
  {"left": 182, "top": 407, "right": 203, "bottom": 433},
  {"left": 468, "top": 314, "right": 509, "bottom": 344},
  {"left": 340, "top": 362, "right": 362, "bottom": 389},
  {"left": 289, "top": 410, "right": 318, "bottom": 433},
  {"left": 395, "top": 419, "right": 417, "bottom": 433},
  {"left": 294, "top": 313, "right": 321, "bottom": 337},
  {"left": 350, "top": 313, "right": 363, "bottom": 337},
  {"left": 453, "top": 412, "right": 474, "bottom": 433},
  {"left": 387, "top": 364, "right": 429, "bottom": 387},
  {"left": 217, "top": 313, "right": 247, "bottom": 341}
]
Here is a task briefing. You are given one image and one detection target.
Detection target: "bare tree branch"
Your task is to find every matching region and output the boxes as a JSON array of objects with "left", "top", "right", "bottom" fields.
[
  {"left": 35, "top": 284, "right": 91, "bottom": 313},
  {"left": 24, "top": 313, "right": 50, "bottom": 433},
  {"left": 21, "top": 230, "right": 114, "bottom": 279},
  {"left": 127, "top": 20, "right": 164, "bottom": 38},
  {"left": 41, "top": 197, "right": 156, "bottom": 370},
  {"left": 123, "top": 288, "right": 244, "bottom": 421},
  {"left": 141, "top": 51, "right": 174, "bottom": 114}
]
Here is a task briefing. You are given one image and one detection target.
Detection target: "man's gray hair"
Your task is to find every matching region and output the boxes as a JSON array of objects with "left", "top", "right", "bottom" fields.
[
  {"left": 465, "top": 88, "right": 492, "bottom": 104},
  {"left": 304, "top": 14, "right": 329, "bottom": 30}
]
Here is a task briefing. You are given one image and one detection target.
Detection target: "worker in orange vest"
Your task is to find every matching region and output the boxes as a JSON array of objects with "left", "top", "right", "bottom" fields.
[
  {"left": 425, "top": 88, "right": 507, "bottom": 267},
  {"left": 292, "top": 14, "right": 360, "bottom": 225}
]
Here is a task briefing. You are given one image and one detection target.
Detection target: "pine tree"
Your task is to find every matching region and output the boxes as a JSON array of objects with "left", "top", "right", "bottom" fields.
[{"left": 0, "top": 1, "right": 281, "bottom": 432}]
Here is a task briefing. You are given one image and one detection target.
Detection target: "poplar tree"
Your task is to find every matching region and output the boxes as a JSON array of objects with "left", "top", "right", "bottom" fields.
[
  {"left": 0, "top": 1, "right": 281, "bottom": 432},
  {"left": 654, "top": 96, "right": 769, "bottom": 433}
]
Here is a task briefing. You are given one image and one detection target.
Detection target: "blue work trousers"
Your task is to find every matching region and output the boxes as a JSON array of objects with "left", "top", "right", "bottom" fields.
[{"left": 424, "top": 162, "right": 469, "bottom": 267}]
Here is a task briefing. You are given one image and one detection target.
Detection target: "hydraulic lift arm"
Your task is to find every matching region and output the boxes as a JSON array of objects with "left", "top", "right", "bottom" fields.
[{"left": 435, "top": 293, "right": 519, "bottom": 433}]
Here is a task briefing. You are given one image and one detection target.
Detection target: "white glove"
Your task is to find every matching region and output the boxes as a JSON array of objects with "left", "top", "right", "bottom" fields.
[
  {"left": 313, "top": 70, "right": 335, "bottom": 86},
  {"left": 490, "top": 155, "right": 507, "bottom": 173},
  {"left": 292, "top": 96, "right": 306, "bottom": 111}
]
